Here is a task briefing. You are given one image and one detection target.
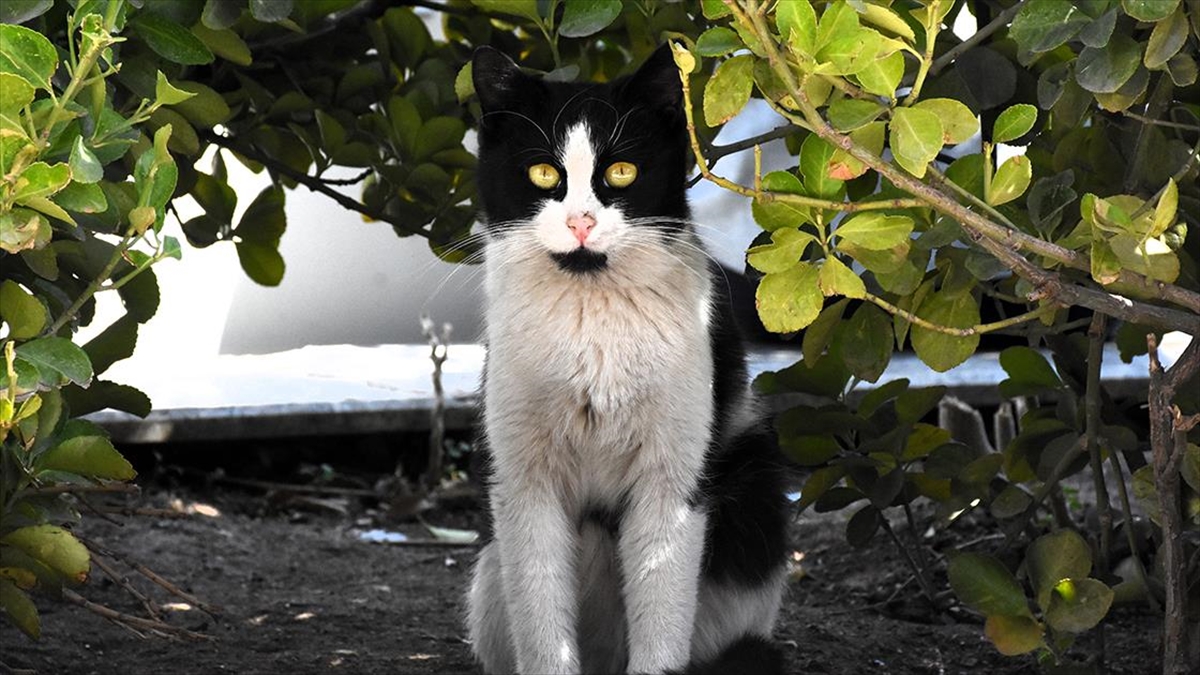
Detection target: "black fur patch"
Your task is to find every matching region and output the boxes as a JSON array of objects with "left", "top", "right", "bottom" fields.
[
  {"left": 672, "top": 634, "right": 784, "bottom": 675},
  {"left": 697, "top": 426, "right": 791, "bottom": 585},
  {"left": 551, "top": 249, "right": 608, "bottom": 273},
  {"left": 579, "top": 502, "right": 624, "bottom": 536}
]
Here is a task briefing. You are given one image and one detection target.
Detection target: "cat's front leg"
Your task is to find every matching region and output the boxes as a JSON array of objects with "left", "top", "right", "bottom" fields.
[
  {"left": 493, "top": 472, "right": 581, "bottom": 674},
  {"left": 618, "top": 467, "right": 707, "bottom": 674}
]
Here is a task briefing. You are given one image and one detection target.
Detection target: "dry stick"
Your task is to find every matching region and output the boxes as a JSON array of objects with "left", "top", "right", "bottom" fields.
[
  {"left": 27, "top": 482, "right": 140, "bottom": 496},
  {"left": 214, "top": 475, "right": 376, "bottom": 498},
  {"left": 879, "top": 518, "right": 939, "bottom": 608},
  {"left": 62, "top": 589, "right": 212, "bottom": 641},
  {"left": 420, "top": 316, "right": 450, "bottom": 493},
  {"left": 80, "top": 536, "right": 222, "bottom": 617},
  {"left": 1148, "top": 335, "right": 1200, "bottom": 675},
  {"left": 1084, "top": 313, "right": 1113, "bottom": 672},
  {"left": 725, "top": 0, "right": 1200, "bottom": 328},
  {"left": 90, "top": 553, "right": 162, "bottom": 621}
]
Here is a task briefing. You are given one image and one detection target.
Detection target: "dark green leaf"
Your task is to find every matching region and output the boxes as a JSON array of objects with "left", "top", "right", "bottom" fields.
[
  {"left": 82, "top": 315, "right": 138, "bottom": 377},
  {"left": 1075, "top": 34, "right": 1143, "bottom": 93},
  {"left": 558, "top": 0, "right": 621, "bottom": 38},
  {"left": 814, "top": 486, "right": 866, "bottom": 513},
  {"left": 237, "top": 241, "right": 285, "bottom": 286},
  {"left": 235, "top": 186, "right": 285, "bottom": 245},
  {"left": 1027, "top": 529, "right": 1092, "bottom": 610},
  {"left": 801, "top": 298, "right": 848, "bottom": 364},
  {"left": 1046, "top": 578, "right": 1114, "bottom": 633},
  {"left": 63, "top": 380, "right": 152, "bottom": 418},
  {"left": 201, "top": 0, "right": 243, "bottom": 30},
  {"left": 130, "top": 13, "right": 215, "bottom": 65},
  {"left": 846, "top": 505, "right": 881, "bottom": 548},
  {"left": 1010, "top": 0, "right": 1090, "bottom": 53},
  {"left": 0, "top": 0, "right": 53, "bottom": 25},
  {"left": 999, "top": 346, "right": 1062, "bottom": 397},
  {"left": 414, "top": 116, "right": 466, "bottom": 162},
  {"left": 948, "top": 553, "right": 1030, "bottom": 617},
  {"left": 1122, "top": 0, "right": 1180, "bottom": 21},
  {"left": 827, "top": 98, "right": 885, "bottom": 132},
  {"left": 249, "top": 0, "right": 293, "bottom": 22},
  {"left": 841, "top": 303, "right": 892, "bottom": 383},
  {"left": 1079, "top": 8, "right": 1118, "bottom": 48},
  {"left": 780, "top": 434, "right": 841, "bottom": 466},
  {"left": 1145, "top": 7, "right": 1188, "bottom": 68},
  {"left": 911, "top": 290, "right": 980, "bottom": 372}
]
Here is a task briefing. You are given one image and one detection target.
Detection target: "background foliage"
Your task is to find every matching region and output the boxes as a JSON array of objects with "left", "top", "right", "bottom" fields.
[{"left": 1, "top": 0, "right": 1198, "bottom": 671}]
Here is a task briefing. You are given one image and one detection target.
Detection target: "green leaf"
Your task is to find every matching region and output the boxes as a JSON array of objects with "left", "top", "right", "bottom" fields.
[
  {"left": 191, "top": 24, "right": 253, "bottom": 66},
  {"left": 998, "top": 346, "right": 1062, "bottom": 397},
  {"left": 389, "top": 96, "right": 422, "bottom": 157},
  {"left": 846, "top": 505, "right": 881, "bottom": 548},
  {"left": 855, "top": 50, "right": 904, "bottom": 98},
  {"left": 39, "top": 434, "right": 136, "bottom": 481},
  {"left": 993, "top": 104, "right": 1038, "bottom": 144},
  {"left": 16, "top": 337, "right": 94, "bottom": 387},
  {"left": 984, "top": 615, "right": 1043, "bottom": 656},
  {"left": 756, "top": 262, "right": 823, "bottom": 333},
  {"left": 1027, "top": 529, "right": 1092, "bottom": 610},
  {"left": 799, "top": 134, "right": 843, "bottom": 200},
  {"left": 1109, "top": 233, "right": 1180, "bottom": 282},
  {"left": 0, "top": 578, "right": 39, "bottom": 639},
  {"left": 948, "top": 553, "right": 1030, "bottom": 617},
  {"left": 818, "top": 256, "right": 865, "bottom": 299},
  {"left": 817, "top": 0, "right": 861, "bottom": 51},
  {"left": 841, "top": 303, "right": 892, "bottom": 382},
  {"left": 857, "top": 3, "right": 915, "bottom": 41},
  {"left": 796, "top": 466, "right": 844, "bottom": 511},
  {"left": 802, "top": 299, "right": 848, "bottom": 364},
  {"left": 701, "top": 0, "right": 730, "bottom": 20},
  {"left": 0, "top": 208, "right": 50, "bottom": 254},
  {"left": 1165, "top": 52, "right": 1198, "bottom": 86},
  {"left": 0, "top": 23, "right": 58, "bottom": 90},
  {"left": 1122, "top": 0, "right": 1181, "bottom": 21},
  {"left": 914, "top": 99, "right": 979, "bottom": 145},
  {"left": 828, "top": 98, "right": 885, "bottom": 131},
  {"left": 894, "top": 385, "right": 946, "bottom": 424},
  {"left": 828, "top": 122, "right": 883, "bottom": 181},
  {"left": 911, "top": 290, "right": 980, "bottom": 372},
  {"left": 236, "top": 186, "right": 286, "bottom": 245},
  {"left": 63, "top": 380, "right": 152, "bottom": 418},
  {"left": 1, "top": 525, "right": 90, "bottom": 585},
  {"left": 752, "top": 170, "right": 810, "bottom": 231},
  {"left": 82, "top": 315, "right": 138, "bottom": 377},
  {"left": 695, "top": 27, "right": 742, "bottom": 57},
  {"left": 68, "top": 137, "right": 103, "bottom": 185},
  {"left": 202, "top": 0, "right": 243, "bottom": 30},
  {"left": 0, "top": 72, "right": 34, "bottom": 118},
  {"left": 13, "top": 162, "right": 71, "bottom": 202},
  {"left": 1010, "top": 0, "right": 1090, "bottom": 53},
  {"left": 1152, "top": 178, "right": 1178, "bottom": 237},
  {"left": 1144, "top": 7, "right": 1188, "bottom": 68},
  {"left": 154, "top": 71, "right": 196, "bottom": 107},
  {"left": 131, "top": 13, "right": 214, "bottom": 65},
  {"left": 989, "top": 156, "right": 1032, "bottom": 206},
  {"left": 1075, "top": 34, "right": 1143, "bottom": 93},
  {"left": 1046, "top": 578, "right": 1114, "bottom": 634},
  {"left": 835, "top": 213, "right": 913, "bottom": 250},
  {"left": 815, "top": 28, "right": 880, "bottom": 76},
  {"left": 133, "top": 125, "right": 178, "bottom": 214},
  {"left": 704, "top": 55, "right": 755, "bottom": 127},
  {"left": 414, "top": 116, "right": 466, "bottom": 162},
  {"left": 776, "top": 0, "right": 817, "bottom": 55},
  {"left": 0, "top": 280, "right": 47, "bottom": 339},
  {"left": 747, "top": 227, "right": 815, "bottom": 274},
  {"left": 1080, "top": 8, "right": 1118, "bottom": 48},
  {"left": 0, "top": 0, "right": 53, "bottom": 25},
  {"left": 558, "top": 0, "right": 621, "bottom": 38},
  {"left": 237, "top": 241, "right": 285, "bottom": 286},
  {"left": 889, "top": 107, "right": 942, "bottom": 178},
  {"left": 249, "top": 0, "right": 293, "bottom": 22},
  {"left": 471, "top": 0, "right": 540, "bottom": 22}
]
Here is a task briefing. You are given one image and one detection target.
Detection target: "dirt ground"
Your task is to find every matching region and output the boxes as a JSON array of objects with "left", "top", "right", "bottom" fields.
[{"left": 2, "top": 460, "right": 1163, "bottom": 675}]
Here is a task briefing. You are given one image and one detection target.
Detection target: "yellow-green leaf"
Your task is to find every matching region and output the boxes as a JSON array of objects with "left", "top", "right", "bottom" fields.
[
  {"left": 0, "top": 279, "right": 47, "bottom": 339},
  {"left": 914, "top": 98, "right": 979, "bottom": 145},
  {"left": 0, "top": 23, "right": 58, "bottom": 90},
  {"left": 857, "top": 2, "right": 915, "bottom": 41},
  {"left": 911, "top": 290, "right": 980, "bottom": 372},
  {"left": 890, "top": 107, "right": 942, "bottom": 178},
  {"left": 855, "top": 50, "right": 905, "bottom": 97},
  {"left": 988, "top": 156, "right": 1032, "bottom": 206},
  {"left": 0, "top": 578, "right": 40, "bottom": 639},
  {"left": 776, "top": 0, "right": 817, "bottom": 55},
  {"left": 704, "top": 55, "right": 754, "bottom": 127},
  {"left": 0, "top": 525, "right": 89, "bottom": 585},
  {"left": 984, "top": 615, "right": 1043, "bottom": 656},
  {"left": 39, "top": 434, "right": 136, "bottom": 481},
  {"left": 756, "top": 262, "right": 823, "bottom": 333},
  {"left": 818, "top": 256, "right": 865, "bottom": 299},
  {"left": 1151, "top": 178, "right": 1177, "bottom": 238},
  {"left": 835, "top": 212, "right": 914, "bottom": 250},
  {"left": 747, "top": 227, "right": 815, "bottom": 274},
  {"left": 993, "top": 104, "right": 1037, "bottom": 144}
]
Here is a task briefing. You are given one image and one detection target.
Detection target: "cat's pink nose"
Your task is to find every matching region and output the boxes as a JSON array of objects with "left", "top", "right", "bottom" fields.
[{"left": 567, "top": 213, "right": 596, "bottom": 246}]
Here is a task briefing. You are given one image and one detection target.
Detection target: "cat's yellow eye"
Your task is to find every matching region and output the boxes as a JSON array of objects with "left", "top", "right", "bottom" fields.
[
  {"left": 604, "top": 162, "right": 638, "bottom": 188},
  {"left": 528, "top": 163, "right": 561, "bottom": 190}
]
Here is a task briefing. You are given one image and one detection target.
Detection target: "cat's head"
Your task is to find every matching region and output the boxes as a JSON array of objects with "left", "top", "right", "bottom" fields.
[{"left": 471, "top": 44, "right": 690, "bottom": 275}]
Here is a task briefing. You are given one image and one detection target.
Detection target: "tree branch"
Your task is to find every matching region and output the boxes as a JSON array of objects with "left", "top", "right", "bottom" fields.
[
  {"left": 201, "top": 132, "right": 431, "bottom": 240},
  {"left": 928, "top": 1, "right": 1025, "bottom": 77}
]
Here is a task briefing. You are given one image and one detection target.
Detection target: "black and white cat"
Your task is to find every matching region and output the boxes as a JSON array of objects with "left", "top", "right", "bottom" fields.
[{"left": 466, "top": 44, "right": 790, "bottom": 675}]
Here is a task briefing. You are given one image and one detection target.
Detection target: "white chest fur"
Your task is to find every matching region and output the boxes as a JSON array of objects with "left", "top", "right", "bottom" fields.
[{"left": 482, "top": 240, "right": 715, "bottom": 507}]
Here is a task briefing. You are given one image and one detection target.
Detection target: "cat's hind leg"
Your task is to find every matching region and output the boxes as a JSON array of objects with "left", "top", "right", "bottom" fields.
[{"left": 467, "top": 541, "right": 516, "bottom": 674}]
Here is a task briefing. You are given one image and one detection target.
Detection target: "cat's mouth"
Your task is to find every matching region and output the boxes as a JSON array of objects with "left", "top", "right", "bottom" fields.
[{"left": 550, "top": 248, "right": 608, "bottom": 274}]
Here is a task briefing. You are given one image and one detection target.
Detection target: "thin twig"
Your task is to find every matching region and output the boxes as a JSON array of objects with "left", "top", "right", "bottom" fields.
[
  {"left": 214, "top": 475, "right": 377, "bottom": 498},
  {"left": 929, "top": 1, "right": 1025, "bottom": 77},
  {"left": 25, "top": 483, "right": 140, "bottom": 496},
  {"left": 880, "top": 518, "right": 940, "bottom": 608},
  {"left": 80, "top": 536, "right": 222, "bottom": 617},
  {"left": 1121, "top": 110, "right": 1200, "bottom": 132},
  {"left": 62, "top": 589, "right": 213, "bottom": 641},
  {"left": 1084, "top": 314, "right": 1113, "bottom": 667},
  {"left": 90, "top": 554, "right": 163, "bottom": 621}
]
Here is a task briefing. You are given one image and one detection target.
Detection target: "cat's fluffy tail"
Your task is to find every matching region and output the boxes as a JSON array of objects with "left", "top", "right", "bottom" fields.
[{"left": 674, "top": 634, "right": 784, "bottom": 675}]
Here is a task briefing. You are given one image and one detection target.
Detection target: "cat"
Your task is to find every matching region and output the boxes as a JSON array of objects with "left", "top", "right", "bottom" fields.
[{"left": 465, "top": 43, "right": 790, "bottom": 675}]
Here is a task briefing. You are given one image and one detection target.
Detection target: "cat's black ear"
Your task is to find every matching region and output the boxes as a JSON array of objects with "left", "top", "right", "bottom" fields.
[
  {"left": 472, "top": 46, "right": 535, "bottom": 112},
  {"left": 620, "top": 43, "right": 683, "bottom": 114}
]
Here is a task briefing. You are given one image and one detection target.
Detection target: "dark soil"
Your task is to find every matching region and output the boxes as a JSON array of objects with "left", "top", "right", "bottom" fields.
[{"left": 2, "top": 452, "right": 1162, "bottom": 675}]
